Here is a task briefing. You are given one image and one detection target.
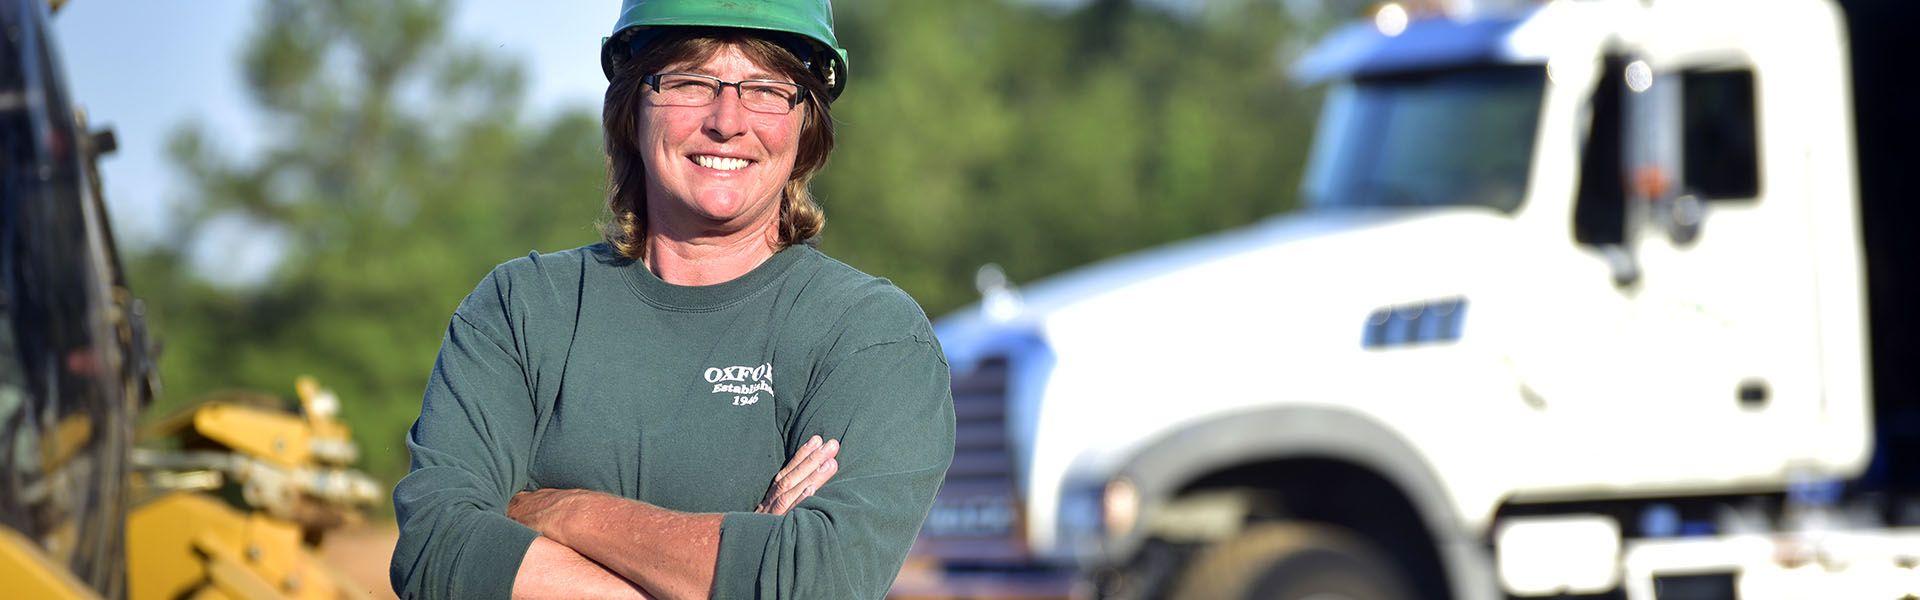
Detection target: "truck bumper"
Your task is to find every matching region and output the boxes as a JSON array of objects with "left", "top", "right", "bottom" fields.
[{"left": 890, "top": 556, "right": 1083, "bottom": 600}]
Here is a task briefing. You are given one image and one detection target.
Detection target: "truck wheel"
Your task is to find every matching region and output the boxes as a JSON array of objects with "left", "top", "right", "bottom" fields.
[{"left": 1171, "top": 522, "right": 1416, "bottom": 600}]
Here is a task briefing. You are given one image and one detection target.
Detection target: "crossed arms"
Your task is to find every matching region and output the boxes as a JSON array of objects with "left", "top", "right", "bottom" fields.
[
  {"left": 505, "top": 437, "right": 842, "bottom": 599},
  {"left": 389, "top": 277, "right": 955, "bottom": 600}
]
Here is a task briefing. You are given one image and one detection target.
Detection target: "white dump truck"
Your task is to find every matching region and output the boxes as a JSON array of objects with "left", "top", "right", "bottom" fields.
[{"left": 897, "top": 0, "right": 1920, "bottom": 598}]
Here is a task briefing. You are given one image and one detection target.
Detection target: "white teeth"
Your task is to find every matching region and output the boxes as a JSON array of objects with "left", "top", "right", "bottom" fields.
[{"left": 694, "top": 155, "right": 750, "bottom": 171}]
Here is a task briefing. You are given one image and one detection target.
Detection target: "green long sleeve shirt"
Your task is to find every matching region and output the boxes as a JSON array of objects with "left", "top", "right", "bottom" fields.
[{"left": 389, "top": 243, "right": 955, "bottom": 600}]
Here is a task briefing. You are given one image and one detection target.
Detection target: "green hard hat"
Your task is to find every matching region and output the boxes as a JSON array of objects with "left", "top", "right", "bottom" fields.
[{"left": 601, "top": 0, "right": 849, "bottom": 100}]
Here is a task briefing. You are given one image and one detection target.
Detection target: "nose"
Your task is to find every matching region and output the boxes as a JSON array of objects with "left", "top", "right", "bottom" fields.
[{"left": 702, "top": 86, "right": 749, "bottom": 141}]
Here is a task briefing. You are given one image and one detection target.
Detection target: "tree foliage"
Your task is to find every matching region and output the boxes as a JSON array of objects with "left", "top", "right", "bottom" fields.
[
  {"left": 133, "top": 0, "right": 602, "bottom": 478},
  {"left": 130, "top": 0, "right": 1328, "bottom": 484},
  {"left": 819, "top": 0, "right": 1321, "bottom": 309}
]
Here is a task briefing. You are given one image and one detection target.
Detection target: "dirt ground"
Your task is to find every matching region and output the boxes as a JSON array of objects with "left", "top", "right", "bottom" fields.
[{"left": 319, "top": 522, "right": 400, "bottom": 600}]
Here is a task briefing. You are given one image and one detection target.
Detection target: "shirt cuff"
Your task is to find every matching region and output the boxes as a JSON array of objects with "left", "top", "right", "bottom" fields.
[
  {"left": 458, "top": 511, "right": 540, "bottom": 600},
  {"left": 715, "top": 511, "right": 781, "bottom": 597}
]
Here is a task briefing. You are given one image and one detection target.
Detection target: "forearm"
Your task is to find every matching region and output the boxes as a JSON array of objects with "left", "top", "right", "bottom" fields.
[
  {"left": 513, "top": 537, "right": 653, "bottom": 599},
  {"left": 545, "top": 493, "right": 724, "bottom": 600}
]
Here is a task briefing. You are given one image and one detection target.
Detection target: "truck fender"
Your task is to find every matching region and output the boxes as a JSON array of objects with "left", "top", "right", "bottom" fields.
[{"left": 1108, "top": 406, "right": 1500, "bottom": 600}]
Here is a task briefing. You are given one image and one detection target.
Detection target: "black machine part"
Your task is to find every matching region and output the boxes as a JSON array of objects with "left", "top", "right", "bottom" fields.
[{"left": 1, "top": 0, "right": 152, "bottom": 596}]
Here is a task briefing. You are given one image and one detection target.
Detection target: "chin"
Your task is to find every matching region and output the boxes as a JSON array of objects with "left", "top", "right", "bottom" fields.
[{"left": 692, "top": 194, "right": 777, "bottom": 223}]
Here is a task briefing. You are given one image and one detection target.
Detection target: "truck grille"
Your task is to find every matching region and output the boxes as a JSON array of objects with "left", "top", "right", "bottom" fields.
[{"left": 918, "top": 356, "right": 1030, "bottom": 563}]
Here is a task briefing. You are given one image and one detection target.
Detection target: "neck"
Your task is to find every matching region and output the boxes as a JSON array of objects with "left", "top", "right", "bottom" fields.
[{"left": 643, "top": 214, "right": 782, "bottom": 286}]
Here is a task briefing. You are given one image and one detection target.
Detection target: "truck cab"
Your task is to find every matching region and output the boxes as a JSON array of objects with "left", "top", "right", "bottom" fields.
[{"left": 900, "top": 1, "right": 1908, "bottom": 598}]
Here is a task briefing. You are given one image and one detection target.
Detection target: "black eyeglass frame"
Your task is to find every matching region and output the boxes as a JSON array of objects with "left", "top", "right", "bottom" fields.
[{"left": 640, "top": 72, "right": 810, "bottom": 114}]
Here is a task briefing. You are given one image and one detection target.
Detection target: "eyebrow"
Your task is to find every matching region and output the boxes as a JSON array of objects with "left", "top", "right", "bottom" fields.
[{"left": 676, "top": 64, "right": 785, "bottom": 82}]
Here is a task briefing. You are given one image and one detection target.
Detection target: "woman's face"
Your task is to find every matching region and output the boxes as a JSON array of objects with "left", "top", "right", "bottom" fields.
[{"left": 639, "top": 43, "right": 805, "bottom": 236}]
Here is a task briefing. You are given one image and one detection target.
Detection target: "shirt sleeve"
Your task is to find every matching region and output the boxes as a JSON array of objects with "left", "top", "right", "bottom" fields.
[
  {"left": 714, "top": 337, "right": 955, "bottom": 599},
  {"left": 389, "top": 271, "right": 541, "bottom": 600}
]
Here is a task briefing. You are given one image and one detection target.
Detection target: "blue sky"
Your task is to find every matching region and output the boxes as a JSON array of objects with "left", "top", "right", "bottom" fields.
[
  {"left": 48, "top": 1, "right": 612, "bottom": 274},
  {"left": 44, "top": 0, "right": 1226, "bottom": 284}
]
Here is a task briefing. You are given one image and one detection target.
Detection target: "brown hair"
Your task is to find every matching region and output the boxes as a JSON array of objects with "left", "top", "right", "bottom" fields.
[{"left": 600, "top": 29, "right": 835, "bottom": 260}]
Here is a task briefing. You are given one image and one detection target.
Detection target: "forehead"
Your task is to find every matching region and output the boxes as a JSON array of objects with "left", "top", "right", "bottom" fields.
[{"left": 664, "top": 43, "right": 785, "bottom": 81}]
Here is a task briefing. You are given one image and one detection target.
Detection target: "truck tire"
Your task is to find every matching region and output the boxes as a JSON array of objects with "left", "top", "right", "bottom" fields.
[{"left": 1171, "top": 522, "right": 1416, "bottom": 600}]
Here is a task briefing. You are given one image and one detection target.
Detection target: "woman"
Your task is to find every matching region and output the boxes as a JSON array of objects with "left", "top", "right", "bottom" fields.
[{"left": 388, "top": 2, "right": 956, "bottom": 598}]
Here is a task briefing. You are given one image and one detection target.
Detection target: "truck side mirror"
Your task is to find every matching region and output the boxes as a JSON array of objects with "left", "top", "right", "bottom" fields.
[{"left": 1575, "top": 55, "right": 1638, "bottom": 290}]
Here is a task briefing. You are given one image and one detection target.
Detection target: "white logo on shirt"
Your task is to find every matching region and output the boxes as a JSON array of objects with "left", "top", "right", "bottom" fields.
[{"left": 704, "top": 363, "right": 772, "bottom": 406}]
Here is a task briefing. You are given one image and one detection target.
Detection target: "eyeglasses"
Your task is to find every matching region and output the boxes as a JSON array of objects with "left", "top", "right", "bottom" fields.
[{"left": 641, "top": 73, "right": 808, "bottom": 115}]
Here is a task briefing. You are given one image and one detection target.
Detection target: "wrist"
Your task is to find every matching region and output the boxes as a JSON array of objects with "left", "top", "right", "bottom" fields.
[{"left": 549, "top": 489, "right": 602, "bottom": 544}]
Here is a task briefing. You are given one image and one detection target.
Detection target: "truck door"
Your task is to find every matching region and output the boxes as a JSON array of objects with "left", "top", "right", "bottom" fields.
[{"left": 1618, "top": 45, "right": 1827, "bottom": 480}]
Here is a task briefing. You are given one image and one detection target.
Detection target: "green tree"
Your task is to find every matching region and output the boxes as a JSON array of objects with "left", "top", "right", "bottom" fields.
[
  {"left": 134, "top": 0, "right": 602, "bottom": 480},
  {"left": 819, "top": 0, "right": 1323, "bottom": 313}
]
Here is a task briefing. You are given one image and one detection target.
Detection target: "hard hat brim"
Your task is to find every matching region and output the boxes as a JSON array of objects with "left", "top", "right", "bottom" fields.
[{"left": 598, "top": 3, "right": 848, "bottom": 99}]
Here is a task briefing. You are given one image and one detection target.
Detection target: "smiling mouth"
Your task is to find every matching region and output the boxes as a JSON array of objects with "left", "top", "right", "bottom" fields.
[{"left": 692, "top": 155, "right": 752, "bottom": 171}]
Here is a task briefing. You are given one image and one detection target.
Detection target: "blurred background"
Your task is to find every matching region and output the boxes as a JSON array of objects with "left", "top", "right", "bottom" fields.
[
  {"left": 38, "top": 1, "right": 1344, "bottom": 596},
  {"left": 12, "top": 0, "right": 1920, "bottom": 598},
  {"left": 51, "top": 0, "right": 1335, "bottom": 488}
]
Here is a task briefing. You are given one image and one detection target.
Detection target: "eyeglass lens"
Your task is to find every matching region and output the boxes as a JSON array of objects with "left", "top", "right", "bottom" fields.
[{"left": 648, "top": 73, "right": 802, "bottom": 114}]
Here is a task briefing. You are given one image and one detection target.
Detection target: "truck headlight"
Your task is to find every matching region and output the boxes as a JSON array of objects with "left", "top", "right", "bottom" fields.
[
  {"left": 1103, "top": 477, "right": 1139, "bottom": 539},
  {"left": 1058, "top": 476, "right": 1142, "bottom": 561}
]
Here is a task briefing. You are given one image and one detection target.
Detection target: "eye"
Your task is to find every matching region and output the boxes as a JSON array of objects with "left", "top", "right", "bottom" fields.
[
  {"left": 661, "top": 76, "right": 719, "bottom": 93},
  {"left": 741, "top": 82, "right": 798, "bottom": 104}
]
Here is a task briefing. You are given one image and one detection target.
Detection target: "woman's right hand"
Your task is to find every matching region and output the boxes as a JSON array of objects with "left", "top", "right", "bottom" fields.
[{"left": 756, "top": 435, "right": 840, "bottom": 515}]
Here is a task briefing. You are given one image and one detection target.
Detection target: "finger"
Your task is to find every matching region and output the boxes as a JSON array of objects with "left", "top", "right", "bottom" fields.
[
  {"left": 774, "top": 438, "right": 838, "bottom": 496},
  {"left": 772, "top": 483, "right": 810, "bottom": 516},
  {"left": 796, "top": 458, "right": 838, "bottom": 497},
  {"left": 775, "top": 435, "right": 825, "bottom": 482},
  {"left": 762, "top": 437, "right": 826, "bottom": 508},
  {"left": 776, "top": 459, "right": 838, "bottom": 513},
  {"left": 775, "top": 457, "right": 839, "bottom": 513},
  {"left": 775, "top": 436, "right": 820, "bottom": 481},
  {"left": 766, "top": 487, "right": 798, "bottom": 515}
]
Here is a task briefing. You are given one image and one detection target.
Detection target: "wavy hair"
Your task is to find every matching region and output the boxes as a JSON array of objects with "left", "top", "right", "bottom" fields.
[{"left": 600, "top": 29, "right": 835, "bottom": 260}]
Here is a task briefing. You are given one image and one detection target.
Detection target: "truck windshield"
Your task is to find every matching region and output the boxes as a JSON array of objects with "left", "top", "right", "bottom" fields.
[{"left": 1302, "top": 66, "right": 1546, "bottom": 212}]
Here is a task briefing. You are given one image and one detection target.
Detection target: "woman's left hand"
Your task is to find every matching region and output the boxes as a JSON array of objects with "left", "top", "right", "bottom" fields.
[{"left": 757, "top": 435, "right": 841, "bottom": 515}]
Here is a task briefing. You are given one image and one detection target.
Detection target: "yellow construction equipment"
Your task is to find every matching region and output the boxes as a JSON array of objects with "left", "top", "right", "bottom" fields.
[
  {"left": 3, "top": 3, "right": 384, "bottom": 598},
  {"left": 127, "top": 377, "right": 380, "bottom": 600}
]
